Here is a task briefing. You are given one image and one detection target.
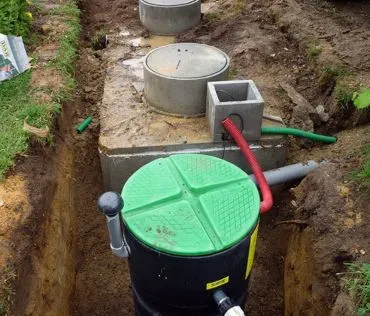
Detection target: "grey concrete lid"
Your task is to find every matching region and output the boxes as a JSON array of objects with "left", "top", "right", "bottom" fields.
[
  {"left": 142, "top": 0, "right": 196, "bottom": 6},
  {"left": 145, "top": 43, "right": 229, "bottom": 79}
]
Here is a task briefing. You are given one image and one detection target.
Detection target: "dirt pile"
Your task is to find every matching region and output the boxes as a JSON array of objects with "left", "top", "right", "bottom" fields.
[{"left": 180, "top": 0, "right": 370, "bottom": 134}]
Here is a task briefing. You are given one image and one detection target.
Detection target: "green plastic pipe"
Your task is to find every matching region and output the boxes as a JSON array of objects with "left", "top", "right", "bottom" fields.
[
  {"left": 261, "top": 127, "right": 337, "bottom": 144},
  {"left": 76, "top": 117, "right": 92, "bottom": 134}
]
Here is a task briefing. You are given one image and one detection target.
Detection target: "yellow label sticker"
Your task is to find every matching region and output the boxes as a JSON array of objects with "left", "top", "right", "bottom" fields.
[
  {"left": 206, "top": 276, "right": 230, "bottom": 290},
  {"left": 245, "top": 224, "right": 259, "bottom": 279}
]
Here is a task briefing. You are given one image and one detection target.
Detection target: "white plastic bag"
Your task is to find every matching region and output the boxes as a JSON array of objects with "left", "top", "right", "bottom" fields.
[{"left": 0, "top": 33, "right": 30, "bottom": 82}]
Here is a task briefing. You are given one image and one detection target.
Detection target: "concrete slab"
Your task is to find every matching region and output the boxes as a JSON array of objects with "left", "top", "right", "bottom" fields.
[{"left": 100, "top": 131, "right": 286, "bottom": 191}]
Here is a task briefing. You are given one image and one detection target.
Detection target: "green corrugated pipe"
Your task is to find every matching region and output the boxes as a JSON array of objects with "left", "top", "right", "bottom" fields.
[
  {"left": 261, "top": 127, "right": 337, "bottom": 144},
  {"left": 76, "top": 117, "right": 93, "bottom": 134}
]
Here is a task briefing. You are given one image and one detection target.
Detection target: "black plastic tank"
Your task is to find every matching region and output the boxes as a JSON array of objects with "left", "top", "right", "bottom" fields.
[{"left": 121, "top": 154, "right": 260, "bottom": 315}]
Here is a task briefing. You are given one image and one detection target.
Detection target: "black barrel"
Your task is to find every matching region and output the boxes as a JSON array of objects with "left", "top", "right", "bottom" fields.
[
  {"left": 125, "top": 221, "right": 258, "bottom": 316},
  {"left": 121, "top": 154, "right": 261, "bottom": 315}
]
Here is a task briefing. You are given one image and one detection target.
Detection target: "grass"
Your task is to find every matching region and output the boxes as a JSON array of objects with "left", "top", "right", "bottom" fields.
[
  {"left": 318, "top": 64, "right": 347, "bottom": 89},
  {"left": 343, "top": 263, "right": 370, "bottom": 316},
  {"left": 276, "top": 86, "right": 286, "bottom": 97},
  {"left": 49, "top": 1, "right": 81, "bottom": 102},
  {"left": 206, "top": 12, "right": 221, "bottom": 22},
  {"left": 0, "top": 266, "right": 16, "bottom": 316},
  {"left": 91, "top": 30, "right": 107, "bottom": 50},
  {"left": 0, "top": 0, "right": 80, "bottom": 177},
  {"left": 0, "top": 71, "right": 60, "bottom": 174},
  {"left": 335, "top": 83, "right": 356, "bottom": 109},
  {"left": 227, "top": 66, "right": 238, "bottom": 80},
  {"left": 0, "top": 72, "right": 59, "bottom": 176},
  {"left": 232, "top": 0, "right": 246, "bottom": 14},
  {"left": 322, "top": 65, "right": 347, "bottom": 78},
  {"left": 352, "top": 145, "right": 370, "bottom": 185},
  {"left": 308, "top": 44, "right": 322, "bottom": 60}
]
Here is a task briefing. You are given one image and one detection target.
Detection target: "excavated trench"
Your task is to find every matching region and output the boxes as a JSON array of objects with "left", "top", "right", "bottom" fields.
[{"left": 15, "top": 0, "right": 369, "bottom": 315}]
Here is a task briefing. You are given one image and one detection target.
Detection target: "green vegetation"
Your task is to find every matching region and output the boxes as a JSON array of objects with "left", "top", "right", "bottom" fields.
[
  {"left": 49, "top": 1, "right": 81, "bottom": 102},
  {"left": 0, "top": 72, "right": 60, "bottom": 176},
  {"left": 334, "top": 83, "right": 370, "bottom": 110},
  {"left": 352, "top": 145, "right": 370, "bottom": 185},
  {"left": 91, "top": 30, "right": 107, "bottom": 50},
  {"left": 232, "top": 0, "right": 246, "bottom": 14},
  {"left": 308, "top": 44, "right": 322, "bottom": 60},
  {"left": 335, "top": 84, "right": 356, "bottom": 109},
  {"left": 353, "top": 89, "right": 370, "bottom": 110},
  {"left": 0, "top": 266, "right": 16, "bottom": 316},
  {"left": 206, "top": 12, "right": 221, "bottom": 22},
  {"left": 0, "top": 0, "right": 32, "bottom": 37},
  {"left": 0, "top": 0, "right": 80, "bottom": 177},
  {"left": 227, "top": 66, "right": 238, "bottom": 80},
  {"left": 322, "top": 65, "right": 346, "bottom": 78},
  {"left": 50, "top": 1, "right": 80, "bottom": 16},
  {"left": 318, "top": 65, "right": 346, "bottom": 89},
  {"left": 276, "top": 86, "right": 286, "bottom": 97},
  {"left": 343, "top": 263, "right": 370, "bottom": 316}
]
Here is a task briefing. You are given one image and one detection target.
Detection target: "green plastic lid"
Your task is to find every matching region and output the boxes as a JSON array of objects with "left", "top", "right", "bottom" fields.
[{"left": 121, "top": 154, "right": 260, "bottom": 256}]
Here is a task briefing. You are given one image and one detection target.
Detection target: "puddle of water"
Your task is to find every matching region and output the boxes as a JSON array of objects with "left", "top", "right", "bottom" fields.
[
  {"left": 141, "top": 35, "right": 176, "bottom": 48},
  {"left": 130, "top": 35, "right": 175, "bottom": 49}
]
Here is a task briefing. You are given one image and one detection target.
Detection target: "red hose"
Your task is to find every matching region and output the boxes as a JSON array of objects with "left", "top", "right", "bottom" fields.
[{"left": 222, "top": 118, "right": 273, "bottom": 214}]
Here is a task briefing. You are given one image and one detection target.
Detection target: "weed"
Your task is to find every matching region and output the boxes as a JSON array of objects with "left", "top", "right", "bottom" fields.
[
  {"left": 232, "top": 0, "right": 246, "bottom": 14},
  {"left": 206, "top": 12, "right": 221, "bottom": 22},
  {"left": 0, "top": 303, "right": 5, "bottom": 315},
  {"left": 353, "top": 89, "right": 370, "bottom": 110},
  {"left": 308, "top": 44, "right": 322, "bottom": 60},
  {"left": 343, "top": 263, "right": 370, "bottom": 316},
  {"left": 318, "top": 65, "right": 346, "bottom": 89},
  {"left": 351, "top": 145, "right": 370, "bottom": 185},
  {"left": 91, "top": 30, "right": 108, "bottom": 50},
  {"left": 322, "top": 65, "right": 346, "bottom": 78},
  {"left": 276, "top": 86, "right": 285, "bottom": 97},
  {"left": 0, "top": 265, "right": 16, "bottom": 316},
  {"left": 227, "top": 67, "right": 237, "bottom": 80},
  {"left": 335, "top": 84, "right": 355, "bottom": 109}
]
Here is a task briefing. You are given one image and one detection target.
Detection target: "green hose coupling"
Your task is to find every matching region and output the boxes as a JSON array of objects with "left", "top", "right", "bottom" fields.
[
  {"left": 261, "top": 127, "right": 337, "bottom": 144},
  {"left": 76, "top": 117, "right": 93, "bottom": 134}
]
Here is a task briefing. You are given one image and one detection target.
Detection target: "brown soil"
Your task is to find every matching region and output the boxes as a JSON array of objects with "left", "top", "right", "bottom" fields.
[
  {"left": 286, "top": 163, "right": 370, "bottom": 316},
  {"left": 70, "top": 0, "right": 138, "bottom": 314},
  {"left": 31, "top": 68, "right": 64, "bottom": 91},
  {"left": 0, "top": 0, "right": 369, "bottom": 316},
  {"left": 180, "top": 0, "right": 370, "bottom": 133}
]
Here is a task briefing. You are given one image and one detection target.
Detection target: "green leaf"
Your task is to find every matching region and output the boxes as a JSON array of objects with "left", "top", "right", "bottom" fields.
[{"left": 353, "top": 89, "right": 370, "bottom": 110}]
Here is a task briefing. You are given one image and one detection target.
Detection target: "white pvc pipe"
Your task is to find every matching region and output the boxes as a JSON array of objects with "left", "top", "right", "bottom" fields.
[{"left": 106, "top": 215, "right": 129, "bottom": 258}]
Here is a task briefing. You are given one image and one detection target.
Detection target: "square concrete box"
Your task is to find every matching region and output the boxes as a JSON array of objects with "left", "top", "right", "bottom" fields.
[{"left": 207, "top": 80, "right": 264, "bottom": 142}]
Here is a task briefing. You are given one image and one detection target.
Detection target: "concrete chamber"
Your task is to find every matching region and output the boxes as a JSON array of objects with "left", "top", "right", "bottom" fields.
[
  {"left": 139, "top": 0, "right": 201, "bottom": 35},
  {"left": 144, "top": 43, "right": 230, "bottom": 117}
]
